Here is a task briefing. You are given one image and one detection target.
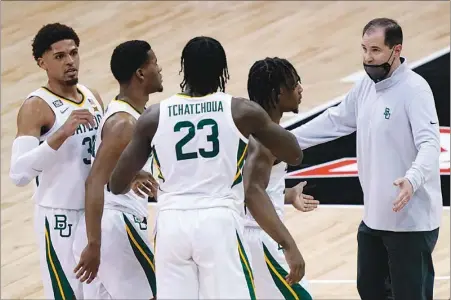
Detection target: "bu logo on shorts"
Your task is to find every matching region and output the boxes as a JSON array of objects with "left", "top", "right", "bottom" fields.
[{"left": 54, "top": 214, "right": 72, "bottom": 237}]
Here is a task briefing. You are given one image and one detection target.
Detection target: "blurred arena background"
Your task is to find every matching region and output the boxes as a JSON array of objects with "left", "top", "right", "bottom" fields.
[{"left": 1, "top": 1, "right": 449, "bottom": 299}]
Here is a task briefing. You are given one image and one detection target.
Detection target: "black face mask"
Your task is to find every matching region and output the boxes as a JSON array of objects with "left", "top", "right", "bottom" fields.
[{"left": 363, "top": 48, "right": 395, "bottom": 83}]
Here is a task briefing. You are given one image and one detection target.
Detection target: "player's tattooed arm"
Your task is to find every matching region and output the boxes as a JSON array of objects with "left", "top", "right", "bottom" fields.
[
  {"left": 244, "top": 136, "right": 306, "bottom": 284},
  {"left": 109, "top": 104, "right": 160, "bottom": 195},
  {"left": 232, "top": 97, "right": 303, "bottom": 166}
]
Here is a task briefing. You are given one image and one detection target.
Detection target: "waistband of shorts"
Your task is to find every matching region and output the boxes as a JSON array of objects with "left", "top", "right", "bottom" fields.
[
  {"left": 35, "top": 204, "right": 85, "bottom": 212},
  {"left": 104, "top": 204, "right": 146, "bottom": 219}
]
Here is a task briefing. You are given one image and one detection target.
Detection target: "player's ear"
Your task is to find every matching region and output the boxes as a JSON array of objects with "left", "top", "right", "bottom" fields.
[
  {"left": 278, "top": 86, "right": 286, "bottom": 99},
  {"left": 136, "top": 68, "right": 145, "bottom": 81},
  {"left": 37, "top": 57, "right": 46, "bottom": 71}
]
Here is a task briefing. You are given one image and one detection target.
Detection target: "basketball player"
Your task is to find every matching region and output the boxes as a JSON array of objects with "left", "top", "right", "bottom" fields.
[
  {"left": 72, "top": 40, "right": 162, "bottom": 300},
  {"left": 9, "top": 23, "right": 104, "bottom": 299},
  {"left": 109, "top": 36, "right": 306, "bottom": 300},
  {"left": 244, "top": 57, "right": 319, "bottom": 300}
]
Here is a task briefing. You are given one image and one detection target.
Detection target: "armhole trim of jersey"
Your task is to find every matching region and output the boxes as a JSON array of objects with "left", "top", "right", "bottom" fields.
[
  {"left": 225, "top": 97, "right": 249, "bottom": 144},
  {"left": 24, "top": 94, "right": 58, "bottom": 141},
  {"left": 151, "top": 103, "right": 162, "bottom": 148},
  {"left": 113, "top": 98, "right": 142, "bottom": 116}
]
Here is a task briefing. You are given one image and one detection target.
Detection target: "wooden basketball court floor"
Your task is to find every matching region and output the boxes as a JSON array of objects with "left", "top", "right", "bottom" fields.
[{"left": 1, "top": 1, "right": 449, "bottom": 299}]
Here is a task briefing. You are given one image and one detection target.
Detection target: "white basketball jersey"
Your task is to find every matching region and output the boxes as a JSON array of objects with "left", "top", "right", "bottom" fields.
[
  {"left": 151, "top": 92, "right": 248, "bottom": 214},
  {"left": 244, "top": 160, "right": 288, "bottom": 227},
  {"left": 94, "top": 99, "right": 152, "bottom": 218},
  {"left": 28, "top": 84, "right": 104, "bottom": 210}
]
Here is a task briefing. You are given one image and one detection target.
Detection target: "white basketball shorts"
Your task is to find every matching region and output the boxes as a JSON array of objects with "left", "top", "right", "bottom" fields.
[
  {"left": 73, "top": 209, "right": 155, "bottom": 299},
  {"left": 243, "top": 226, "right": 312, "bottom": 300},
  {"left": 154, "top": 207, "right": 256, "bottom": 299},
  {"left": 34, "top": 205, "right": 84, "bottom": 300}
]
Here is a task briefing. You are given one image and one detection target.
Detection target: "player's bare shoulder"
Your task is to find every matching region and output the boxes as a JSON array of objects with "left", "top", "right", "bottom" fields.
[
  {"left": 231, "top": 97, "right": 262, "bottom": 119},
  {"left": 102, "top": 111, "right": 137, "bottom": 138},
  {"left": 16, "top": 96, "right": 55, "bottom": 137},
  {"left": 231, "top": 97, "right": 269, "bottom": 137}
]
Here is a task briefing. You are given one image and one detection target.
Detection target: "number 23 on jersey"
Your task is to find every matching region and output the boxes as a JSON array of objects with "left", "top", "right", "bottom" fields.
[{"left": 174, "top": 118, "right": 219, "bottom": 161}]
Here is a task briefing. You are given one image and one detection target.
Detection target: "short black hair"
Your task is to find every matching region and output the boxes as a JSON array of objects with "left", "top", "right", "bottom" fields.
[
  {"left": 179, "top": 36, "right": 229, "bottom": 95},
  {"left": 110, "top": 40, "right": 152, "bottom": 84},
  {"left": 32, "top": 23, "right": 80, "bottom": 61},
  {"left": 247, "top": 57, "right": 301, "bottom": 112},
  {"left": 362, "top": 18, "right": 403, "bottom": 48}
]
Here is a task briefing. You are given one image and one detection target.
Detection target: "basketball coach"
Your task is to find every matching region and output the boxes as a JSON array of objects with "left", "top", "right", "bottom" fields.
[{"left": 292, "top": 18, "right": 442, "bottom": 300}]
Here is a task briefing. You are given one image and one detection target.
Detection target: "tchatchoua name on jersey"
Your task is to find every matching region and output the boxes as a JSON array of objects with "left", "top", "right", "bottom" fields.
[
  {"left": 73, "top": 113, "right": 102, "bottom": 135},
  {"left": 168, "top": 101, "right": 224, "bottom": 117}
]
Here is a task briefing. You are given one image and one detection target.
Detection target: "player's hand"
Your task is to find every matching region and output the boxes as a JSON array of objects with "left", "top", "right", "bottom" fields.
[
  {"left": 59, "top": 109, "right": 96, "bottom": 138},
  {"left": 131, "top": 170, "right": 158, "bottom": 199},
  {"left": 74, "top": 243, "right": 100, "bottom": 284},
  {"left": 393, "top": 177, "right": 413, "bottom": 212},
  {"left": 287, "top": 181, "right": 319, "bottom": 212},
  {"left": 283, "top": 243, "right": 306, "bottom": 285}
]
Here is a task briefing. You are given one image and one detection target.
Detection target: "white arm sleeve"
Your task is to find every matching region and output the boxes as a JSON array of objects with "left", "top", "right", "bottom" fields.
[
  {"left": 9, "top": 136, "right": 58, "bottom": 187},
  {"left": 291, "top": 84, "right": 358, "bottom": 150},
  {"left": 404, "top": 89, "right": 441, "bottom": 192}
]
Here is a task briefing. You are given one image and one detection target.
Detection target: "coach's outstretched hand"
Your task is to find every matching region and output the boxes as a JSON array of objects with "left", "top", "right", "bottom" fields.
[
  {"left": 283, "top": 243, "right": 306, "bottom": 285},
  {"left": 74, "top": 242, "right": 100, "bottom": 284},
  {"left": 286, "top": 181, "right": 319, "bottom": 212}
]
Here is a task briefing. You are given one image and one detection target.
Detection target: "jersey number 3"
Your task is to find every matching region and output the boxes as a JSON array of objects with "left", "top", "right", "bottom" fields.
[
  {"left": 82, "top": 135, "right": 96, "bottom": 165},
  {"left": 174, "top": 118, "right": 219, "bottom": 161}
]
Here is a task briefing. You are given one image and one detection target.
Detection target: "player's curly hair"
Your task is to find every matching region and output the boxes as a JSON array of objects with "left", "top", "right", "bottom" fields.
[
  {"left": 179, "top": 36, "right": 230, "bottom": 96},
  {"left": 32, "top": 23, "right": 80, "bottom": 61},
  {"left": 247, "top": 57, "right": 301, "bottom": 112},
  {"left": 110, "top": 40, "right": 152, "bottom": 84}
]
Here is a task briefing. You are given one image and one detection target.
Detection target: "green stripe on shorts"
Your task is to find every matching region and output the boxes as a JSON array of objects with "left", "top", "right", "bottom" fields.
[
  {"left": 263, "top": 243, "right": 312, "bottom": 300},
  {"left": 236, "top": 231, "right": 256, "bottom": 300},
  {"left": 44, "top": 217, "right": 76, "bottom": 300},
  {"left": 123, "top": 213, "right": 156, "bottom": 296}
]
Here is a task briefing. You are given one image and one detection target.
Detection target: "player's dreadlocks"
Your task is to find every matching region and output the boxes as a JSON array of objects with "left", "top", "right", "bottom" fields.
[
  {"left": 179, "top": 36, "right": 230, "bottom": 95},
  {"left": 247, "top": 57, "right": 301, "bottom": 112},
  {"left": 32, "top": 23, "right": 80, "bottom": 61}
]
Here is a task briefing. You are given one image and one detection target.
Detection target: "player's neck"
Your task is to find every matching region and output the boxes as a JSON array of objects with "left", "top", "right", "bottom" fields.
[
  {"left": 46, "top": 81, "right": 79, "bottom": 101},
  {"left": 117, "top": 87, "right": 148, "bottom": 114},
  {"left": 268, "top": 108, "right": 283, "bottom": 124},
  {"left": 180, "top": 86, "right": 216, "bottom": 98}
]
